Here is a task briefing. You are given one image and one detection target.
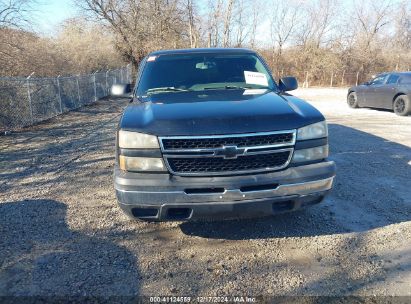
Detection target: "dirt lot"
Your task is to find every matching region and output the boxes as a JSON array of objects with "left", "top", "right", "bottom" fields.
[{"left": 1, "top": 88, "right": 411, "bottom": 299}]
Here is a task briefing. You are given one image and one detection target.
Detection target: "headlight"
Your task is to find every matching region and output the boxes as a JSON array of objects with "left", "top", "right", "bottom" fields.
[
  {"left": 292, "top": 145, "right": 329, "bottom": 163},
  {"left": 118, "top": 130, "right": 159, "bottom": 149},
  {"left": 119, "top": 156, "right": 166, "bottom": 171},
  {"left": 297, "top": 121, "right": 328, "bottom": 140}
]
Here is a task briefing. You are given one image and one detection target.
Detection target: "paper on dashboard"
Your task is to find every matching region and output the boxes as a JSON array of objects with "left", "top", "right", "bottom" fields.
[{"left": 244, "top": 71, "right": 268, "bottom": 86}]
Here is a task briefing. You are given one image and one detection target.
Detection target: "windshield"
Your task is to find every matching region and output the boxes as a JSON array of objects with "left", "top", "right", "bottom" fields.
[{"left": 136, "top": 53, "right": 276, "bottom": 97}]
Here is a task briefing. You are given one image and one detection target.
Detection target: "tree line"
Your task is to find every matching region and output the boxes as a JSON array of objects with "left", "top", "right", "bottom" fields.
[
  {"left": 1, "top": 0, "right": 410, "bottom": 85},
  {"left": 0, "top": 1, "right": 123, "bottom": 76}
]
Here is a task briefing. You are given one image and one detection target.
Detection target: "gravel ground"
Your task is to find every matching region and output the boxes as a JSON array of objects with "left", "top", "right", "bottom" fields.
[{"left": 1, "top": 89, "right": 411, "bottom": 299}]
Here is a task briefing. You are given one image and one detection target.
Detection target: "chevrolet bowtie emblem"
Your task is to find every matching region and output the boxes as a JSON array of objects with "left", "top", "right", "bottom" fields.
[{"left": 215, "top": 145, "right": 245, "bottom": 159}]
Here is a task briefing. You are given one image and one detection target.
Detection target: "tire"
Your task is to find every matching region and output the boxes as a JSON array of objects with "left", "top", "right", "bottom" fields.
[
  {"left": 393, "top": 95, "right": 411, "bottom": 116},
  {"left": 347, "top": 92, "right": 359, "bottom": 108}
]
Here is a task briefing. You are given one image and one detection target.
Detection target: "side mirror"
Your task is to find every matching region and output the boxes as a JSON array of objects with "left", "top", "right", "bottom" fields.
[
  {"left": 279, "top": 76, "right": 298, "bottom": 92},
  {"left": 110, "top": 83, "right": 133, "bottom": 98}
]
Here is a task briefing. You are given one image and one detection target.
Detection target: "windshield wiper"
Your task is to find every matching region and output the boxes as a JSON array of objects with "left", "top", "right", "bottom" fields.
[
  {"left": 204, "top": 85, "right": 255, "bottom": 90},
  {"left": 146, "top": 87, "right": 191, "bottom": 94}
]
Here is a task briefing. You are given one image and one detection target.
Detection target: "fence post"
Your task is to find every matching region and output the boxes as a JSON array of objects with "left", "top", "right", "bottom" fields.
[
  {"left": 57, "top": 75, "right": 63, "bottom": 114},
  {"left": 330, "top": 71, "right": 334, "bottom": 87},
  {"left": 341, "top": 70, "right": 345, "bottom": 86},
  {"left": 93, "top": 71, "right": 98, "bottom": 101},
  {"left": 303, "top": 71, "right": 309, "bottom": 88},
  {"left": 106, "top": 69, "right": 110, "bottom": 95},
  {"left": 26, "top": 72, "right": 34, "bottom": 124},
  {"left": 76, "top": 75, "right": 81, "bottom": 107},
  {"left": 356, "top": 71, "right": 360, "bottom": 86},
  {"left": 126, "top": 64, "right": 129, "bottom": 83}
]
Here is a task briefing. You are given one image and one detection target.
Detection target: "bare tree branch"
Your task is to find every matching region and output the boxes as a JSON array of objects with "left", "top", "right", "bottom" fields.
[{"left": 0, "top": 0, "right": 36, "bottom": 29}]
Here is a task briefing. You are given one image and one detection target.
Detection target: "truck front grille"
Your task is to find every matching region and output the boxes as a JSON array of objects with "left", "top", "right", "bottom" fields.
[
  {"left": 159, "top": 130, "right": 296, "bottom": 176},
  {"left": 167, "top": 151, "right": 292, "bottom": 175}
]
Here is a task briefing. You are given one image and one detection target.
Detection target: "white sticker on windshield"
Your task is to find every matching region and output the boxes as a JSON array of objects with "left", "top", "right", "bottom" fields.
[
  {"left": 244, "top": 71, "right": 268, "bottom": 86},
  {"left": 147, "top": 56, "right": 157, "bottom": 62}
]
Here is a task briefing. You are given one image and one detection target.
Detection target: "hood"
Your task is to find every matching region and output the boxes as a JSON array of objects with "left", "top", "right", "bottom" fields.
[{"left": 119, "top": 90, "right": 324, "bottom": 136}]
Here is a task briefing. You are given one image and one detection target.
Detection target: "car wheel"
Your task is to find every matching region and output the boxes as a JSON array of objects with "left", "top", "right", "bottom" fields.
[
  {"left": 393, "top": 95, "right": 411, "bottom": 116},
  {"left": 347, "top": 92, "right": 359, "bottom": 108}
]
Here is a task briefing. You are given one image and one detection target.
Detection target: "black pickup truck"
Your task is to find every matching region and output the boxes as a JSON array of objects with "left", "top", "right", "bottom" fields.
[{"left": 112, "top": 48, "right": 336, "bottom": 221}]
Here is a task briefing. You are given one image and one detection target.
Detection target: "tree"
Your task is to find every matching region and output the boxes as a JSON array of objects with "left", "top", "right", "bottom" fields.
[
  {"left": 75, "top": 0, "right": 188, "bottom": 66},
  {"left": 268, "top": 0, "right": 300, "bottom": 75},
  {"left": 222, "top": 0, "right": 234, "bottom": 47},
  {"left": 56, "top": 18, "right": 123, "bottom": 74},
  {"left": 205, "top": 0, "right": 223, "bottom": 47},
  {"left": 347, "top": 0, "right": 393, "bottom": 76},
  {"left": 391, "top": 0, "right": 411, "bottom": 70},
  {"left": 186, "top": 0, "right": 199, "bottom": 48},
  {"left": 248, "top": 0, "right": 261, "bottom": 48},
  {"left": 0, "top": 27, "right": 66, "bottom": 76},
  {"left": 293, "top": 0, "right": 339, "bottom": 49},
  {"left": 0, "top": 0, "right": 35, "bottom": 29}
]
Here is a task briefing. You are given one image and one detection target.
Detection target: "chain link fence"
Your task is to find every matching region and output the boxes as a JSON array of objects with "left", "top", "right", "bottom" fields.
[
  {"left": 0, "top": 64, "right": 132, "bottom": 131},
  {"left": 298, "top": 71, "right": 376, "bottom": 88}
]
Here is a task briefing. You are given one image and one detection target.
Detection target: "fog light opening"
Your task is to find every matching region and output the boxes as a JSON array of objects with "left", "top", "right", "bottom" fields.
[
  {"left": 131, "top": 207, "right": 159, "bottom": 218},
  {"left": 272, "top": 200, "right": 294, "bottom": 212},
  {"left": 166, "top": 208, "right": 192, "bottom": 220}
]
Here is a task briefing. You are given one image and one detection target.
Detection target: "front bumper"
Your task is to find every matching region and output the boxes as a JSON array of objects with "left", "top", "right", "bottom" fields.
[{"left": 114, "top": 161, "right": 336, "bottom": 221}]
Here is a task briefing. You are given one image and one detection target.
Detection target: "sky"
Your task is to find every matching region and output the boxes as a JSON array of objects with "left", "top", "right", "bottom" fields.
[
  {"left": 35, "top": 0, "right": 78, "bottom": 35},
  {"left": 33, "top": 0, "right": 407, "bottom": 38}
]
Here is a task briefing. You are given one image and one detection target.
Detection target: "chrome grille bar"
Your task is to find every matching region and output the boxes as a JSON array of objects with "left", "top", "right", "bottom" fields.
[
  {"left": 159, "top": 130, "right": 296, "bottom": 176},
  {"left": 159, "top": 130, "right": 296, "bottom": 153}
]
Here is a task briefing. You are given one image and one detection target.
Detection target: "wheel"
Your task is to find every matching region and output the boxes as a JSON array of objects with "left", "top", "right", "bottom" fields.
[
  {"left": 347, "top": 92, "right": 359, "bottom": 108},
  {"left": 393, "top": 95, "right": 411, "bottom": 116}
]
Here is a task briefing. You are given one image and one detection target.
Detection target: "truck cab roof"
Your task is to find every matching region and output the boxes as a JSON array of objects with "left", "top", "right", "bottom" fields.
[{"left": 149, "top": 48, "right": 255, "bottom": 56}]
